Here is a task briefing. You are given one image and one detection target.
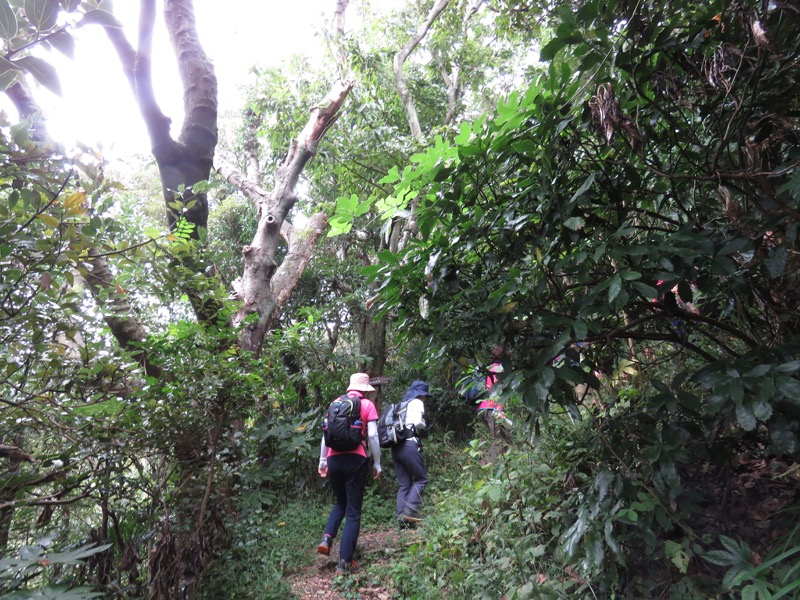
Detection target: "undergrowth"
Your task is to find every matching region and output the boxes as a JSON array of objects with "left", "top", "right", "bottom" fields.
[{"left": 199, "top": 407, "right": 800, "bottom": 600}]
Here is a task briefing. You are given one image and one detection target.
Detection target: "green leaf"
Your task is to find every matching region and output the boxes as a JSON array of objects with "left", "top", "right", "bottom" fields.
[
  {"left": 337, "top": 193, "right": 357, "bottom": 212},
  {"left": 540, "top": 37, "right": 565, "bottom": 61},
  {"left": 740, "top": 584, "right": 758, "bottom": 600},
  {"left": 46, "top": 28, "right": 75, "bottom": 58},
  {"left": 24, "top": 0, "right": 58, "bottom": 30},
  {"left": 665, "top": 540, "right": 690, "bottom": 574},
  {"left": 745, "top": 364, "right": 772, "bottom": 378},
  {"left": 60, "top": 0, "right": 81, "bottom": 11},
  {"left": 573, "top": 319, "right": 587, "bottom": 340},
  {"left": 0, "top": 56, "right": 20, "bottom": 91},
  {"left": 379, "top": 166, "right": 400, "bottom": 185},
  {"left": 775, "top": 360, "right": 800, "bottom": 374},
  {"left": 515, "top": 582, "right": 534, "bottom": 598},
  {"left": 563, "top": 216, "right": 585, "bottom": 230},
  {"left": 735, "top": 403, "right": 757, "bottom": 431},
  {"left": 454, "top": 120, "right": 472, "bottom": 145},
  {"left": 770, "top": 422, "right": 798, "bottom": 455},
  {"left": 705, "top": 549, "right": 739, "bottom": 567},
  {"left": 764, "top": 246, "right": 787, "bottom": 278},
  {"left": 13, "top": 55, "right": 61, "bottom": 95},
  {"left": 570, "top": 173, "right": 595, "bottom": 203},
  {"left": 608, "top": 274, "right": 622, "bottom": 303},
  {"left": 0, "top": 0, "right": 18, "bottom": 40},
  {"left": 78, "top": 8, "right": 123, "bottom": 28},
  {"left": 631, "top": 281, "right": 658, "bottom": 299},
  {"left": 751, "top": 398, "right": 773, "bottom": 421},
  {"left": 44, "top": 543, "right": 112, "bottom": 563},
  {"left": 777, "top": 376, "right": 800, "bottom": 401}
]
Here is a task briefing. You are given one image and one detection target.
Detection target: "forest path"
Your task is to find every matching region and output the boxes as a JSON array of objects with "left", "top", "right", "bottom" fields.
[{"left": 286, "top": 526, "right": 421, "bottom": 598}]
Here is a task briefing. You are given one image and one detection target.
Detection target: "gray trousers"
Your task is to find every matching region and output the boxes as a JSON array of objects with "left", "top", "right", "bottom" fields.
[{"left": 391, "top": 439, "right": 428, "bottom": 518}]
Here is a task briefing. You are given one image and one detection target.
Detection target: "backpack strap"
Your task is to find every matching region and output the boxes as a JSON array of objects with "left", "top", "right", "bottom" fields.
[{"left": 398, "top": 398, "right": 418, "bottom": 437}]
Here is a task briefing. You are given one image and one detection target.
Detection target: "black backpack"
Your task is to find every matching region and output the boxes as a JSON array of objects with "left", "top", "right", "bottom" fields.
[
  {"left": 458, "top": 371, "right": 487, "bottom": 405},
  {"left": 323, "top": 394, "right": 364, "bottom": 451},
  {"left": 377, "top": 400, "right": 410, "bottom": 448}
]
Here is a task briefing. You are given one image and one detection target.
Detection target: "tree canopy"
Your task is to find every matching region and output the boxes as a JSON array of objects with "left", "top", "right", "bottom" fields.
[{"left": 1, "top": 0, "right": 799, "bottom": 598}]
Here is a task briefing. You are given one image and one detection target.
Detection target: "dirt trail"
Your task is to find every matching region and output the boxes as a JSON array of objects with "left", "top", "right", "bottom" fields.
[{"left": 286, "top": 527, "right": 421, "bottom": 599}]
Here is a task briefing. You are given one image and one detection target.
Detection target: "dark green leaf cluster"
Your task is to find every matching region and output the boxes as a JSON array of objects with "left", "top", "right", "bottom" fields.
[{"left": 368, "top": 0, "right": 800, "bottom": 592}]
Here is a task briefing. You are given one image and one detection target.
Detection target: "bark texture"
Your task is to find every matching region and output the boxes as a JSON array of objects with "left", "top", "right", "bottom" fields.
[
  {"left": 105, "top": 0, "right": 217, "bottom": 234},
  {"left": 227, "top": 79, "right": 354, "bottom": 355}
]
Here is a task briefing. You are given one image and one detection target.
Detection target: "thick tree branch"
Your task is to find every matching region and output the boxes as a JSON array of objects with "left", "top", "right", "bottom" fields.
[
  {"left": 232, "top": 80, "right": 353, "bottom": 353},
  {"left": 82, "top": 249, "right": 161, "bottom": 378},
  {"left": 105, "top": 0, "right": 217, "bottom": 236},
  {"left": 393, "top": 0, "right": 450, "bottom": 139},
  {"left": 432, "top": 47, "right": 461, "bottom": 125},
  {"left": 215, "top": 163, "right": 269, "bottom": 215},
  {"left": 105, "top": 0, "right": 220, "bottom": 326},
  {"left": 0, "top": 445, "right": 33, "bottom": 463},
  {"left": 166, "top": 0, "right": 217, "bottom": 164},
  {"left": 262, "top": 212, "right": 329, "bottom": 331},
  {"left": 216, "top": 162, "right": 297, "bottom": 245},
  {"left": 104, "top": 0, "right": 172, "bottom": 150}
]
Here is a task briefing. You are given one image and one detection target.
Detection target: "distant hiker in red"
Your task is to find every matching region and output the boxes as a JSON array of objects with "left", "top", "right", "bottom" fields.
[
  {"left": 478, "top": 346, "right": 513, "bottom": 462},
  {"left": 316, "top": 373, "right": 382, "bottom": 575}
]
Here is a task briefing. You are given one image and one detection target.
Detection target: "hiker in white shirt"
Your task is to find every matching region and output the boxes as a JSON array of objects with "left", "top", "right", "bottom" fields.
[{"left": 392, "top": 380, "right": 432, "bottom": 527}]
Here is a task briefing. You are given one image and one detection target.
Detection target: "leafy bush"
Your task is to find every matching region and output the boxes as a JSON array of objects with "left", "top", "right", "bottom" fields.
[
  {"left": 0, "top": 541, "right": 109, "bottom": 599},
  {"left": 198, "top": 499, "right": 325, "bottom": 600}
]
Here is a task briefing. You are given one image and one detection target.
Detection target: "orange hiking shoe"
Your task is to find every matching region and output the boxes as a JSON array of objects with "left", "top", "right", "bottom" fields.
[{"left": 316, "top": 534, "right": 333, "bottom": 556}]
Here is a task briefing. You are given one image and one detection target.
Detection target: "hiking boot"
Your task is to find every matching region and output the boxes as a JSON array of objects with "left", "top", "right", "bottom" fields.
[
  {"left": 316, "top": 534, "right": 333, "bottom": 556},
  {"left": 336, "top": 558, "right": 360, "bottom": 574},
  {"left": 397, "top": 518, "right": 416, "bottom": 530},
  {"left": 400, "top": 510, "right": 423, "bottom": 524}
]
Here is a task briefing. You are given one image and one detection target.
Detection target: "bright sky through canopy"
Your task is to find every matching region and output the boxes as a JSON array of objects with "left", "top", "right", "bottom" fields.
[{"left": 39, "top": 0, "right": 333, "bottom": 158}]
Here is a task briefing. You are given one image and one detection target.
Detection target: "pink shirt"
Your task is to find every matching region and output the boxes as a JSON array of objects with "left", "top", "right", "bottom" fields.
[
  {"left": 478, "top": 362, "right": 504, "bottom": 411},
  {"left": 326, "top": 393, "right": 379, "bottom": 459}
]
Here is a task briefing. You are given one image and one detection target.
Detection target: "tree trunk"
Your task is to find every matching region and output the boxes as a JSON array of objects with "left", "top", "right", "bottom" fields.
[
  {"left": 357, "top": 0, "right": 452, "bottom": 385},
  {"left": 230, "top": 80, "right": 353, "bottom": 355},
  {"left": 107, "top": 0, "right": 217, "bottom": 236}
]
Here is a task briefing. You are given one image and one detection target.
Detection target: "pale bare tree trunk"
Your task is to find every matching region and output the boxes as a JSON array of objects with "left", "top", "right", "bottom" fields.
[
  {"left": 334, "top": 0, "right": 349, "bottom": 75},
  {"left": 227, "top": 80, "right": 353, "bottom": 355},
  {"left": 216, "top": 80, "right": 352, "bottom": 357}
]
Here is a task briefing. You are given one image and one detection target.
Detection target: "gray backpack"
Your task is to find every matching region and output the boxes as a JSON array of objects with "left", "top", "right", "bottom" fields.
[{"left": 377, "top": 400, "right": 410, "bottom": 448}]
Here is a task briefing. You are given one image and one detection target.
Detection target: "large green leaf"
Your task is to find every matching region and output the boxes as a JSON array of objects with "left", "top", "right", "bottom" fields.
[
  {"left": 78, "top": 8, "right": 122, "bottom": 28},
  {"left": 59, "top": 0, "right": 80, "bottom": 11},
  {"left": 45, "top": 27, "right": 74, "bottom": 58},
  {"left": 0, "top": 55, "right": 20, "bottom": 91},
  {"left": 14, "top": 55, "right": 61, "bottom": 95},
  {"left": 0, "top": 0, "right": 17, "bottom": 40},
  {"left": 23, "top": 0, "right": 58, "bottom": 30}
]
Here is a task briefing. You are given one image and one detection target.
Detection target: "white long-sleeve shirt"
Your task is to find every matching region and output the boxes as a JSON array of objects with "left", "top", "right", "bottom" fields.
[{"left": 403, "top": 398, "right": 426, "bottom": 433}]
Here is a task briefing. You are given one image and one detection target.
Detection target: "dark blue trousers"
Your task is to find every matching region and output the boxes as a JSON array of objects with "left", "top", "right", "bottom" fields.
[
  {"left": 391, "top": 439, "right": 428, "bottom": 518},
  {"left": 324, "top": 453, "right": 369, "bottom": 561}
]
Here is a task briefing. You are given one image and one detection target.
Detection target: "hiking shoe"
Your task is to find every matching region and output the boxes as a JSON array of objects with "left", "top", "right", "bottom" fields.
[
  {"left": 336, "top": 558, "right": 360, "bottom": 574},
  {"left": 400, "top": 511, "right": 423, "bottom": 524},
  {"left": 397, "top": 518, "right": 416, "bottom": 530},
  {"left": 316, "top": 534, "right": 333, "bottom": 556}
]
